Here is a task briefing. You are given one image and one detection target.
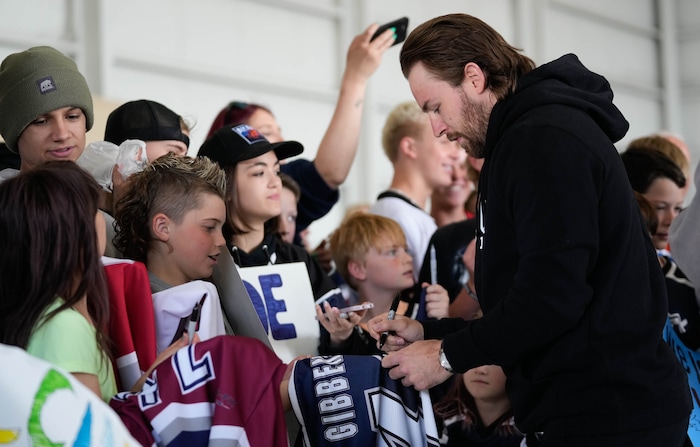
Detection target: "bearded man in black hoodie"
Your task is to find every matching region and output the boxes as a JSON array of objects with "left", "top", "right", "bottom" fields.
[{"left": 368, "top": 13, "right": 691, "bottom": 447}]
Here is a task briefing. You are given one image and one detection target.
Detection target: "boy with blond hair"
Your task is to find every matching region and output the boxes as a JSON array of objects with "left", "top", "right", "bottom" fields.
[
  {"left": 369, "top": 100, "right": 462, "bottom": 278},
  {"left": 317, "top": 212, "right": 449, "bottom": 355}
]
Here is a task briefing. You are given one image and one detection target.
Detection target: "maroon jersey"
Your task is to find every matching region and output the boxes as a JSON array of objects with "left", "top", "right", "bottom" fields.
[{"left": 111, "top": 335, "right": 288, "bottom": 447}]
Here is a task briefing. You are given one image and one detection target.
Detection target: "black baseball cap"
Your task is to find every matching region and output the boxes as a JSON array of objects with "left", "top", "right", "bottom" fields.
[
  {"left": 104, "top": 99, "right": 189, "bottom": 148},
  {"left": 198, "top": 123, "right": 303, "bottom": 168}
]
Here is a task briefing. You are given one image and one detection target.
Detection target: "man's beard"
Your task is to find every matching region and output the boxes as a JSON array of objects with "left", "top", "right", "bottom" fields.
[{"left": 453, "top": 91, "right": 491, "bottom": 159}]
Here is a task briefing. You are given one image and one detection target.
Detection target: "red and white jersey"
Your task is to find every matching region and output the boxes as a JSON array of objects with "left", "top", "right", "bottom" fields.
[{"left": 111, "top": 335, "right": 289, "bottom": 447}]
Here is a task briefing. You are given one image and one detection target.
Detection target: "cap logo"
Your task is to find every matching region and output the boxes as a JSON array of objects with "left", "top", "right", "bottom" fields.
[
  {"left": 232, "top": 124, "right": 266, "bottom": 145},
  {"left": 37, "top": 76, "right": 56, "bottom": 94}
]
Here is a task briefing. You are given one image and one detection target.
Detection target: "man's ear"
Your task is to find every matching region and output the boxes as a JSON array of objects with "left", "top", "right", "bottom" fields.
[
  {"left": 152, "top": 213, "right": 171, "bottom": 242},
  {"left": 464, "top": 62, "right": 487, "bottom": 93},
  {"left": 348, "top": 259, "right": 367, "bottom": 282}
]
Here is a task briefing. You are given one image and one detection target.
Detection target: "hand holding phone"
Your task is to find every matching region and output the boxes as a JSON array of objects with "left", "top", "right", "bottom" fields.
[
  {"left": 338, "top": 302, "right": 374, "bottom": 318},
  {"left": 370, "top": 17, "right": 409, "bottom": 46},
  {"left": 316, "top": 302, "right": 374, "bottom": 320}
]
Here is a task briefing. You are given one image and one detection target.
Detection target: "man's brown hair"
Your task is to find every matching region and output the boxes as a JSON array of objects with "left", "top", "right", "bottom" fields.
[{"left": 400, "top": 13, "right": 536, "bottom": 100}]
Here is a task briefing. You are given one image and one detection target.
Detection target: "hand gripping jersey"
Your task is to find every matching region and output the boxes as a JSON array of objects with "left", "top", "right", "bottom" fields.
[
  {"left": 290, "top": 355, "right": 440, "bottom": 447},
  {"left": 111, "top": 335, "right": 288, "bottom": 447}
]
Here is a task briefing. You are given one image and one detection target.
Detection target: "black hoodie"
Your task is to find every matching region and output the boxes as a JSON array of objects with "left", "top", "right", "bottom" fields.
[{"left": 423, "top": 54, "right": 691, "bottom": 437}]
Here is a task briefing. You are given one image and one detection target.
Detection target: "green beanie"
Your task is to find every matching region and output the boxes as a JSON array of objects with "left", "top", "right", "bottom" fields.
[{"left": 0, "top": 46, "right": 94, "bottom": 153}]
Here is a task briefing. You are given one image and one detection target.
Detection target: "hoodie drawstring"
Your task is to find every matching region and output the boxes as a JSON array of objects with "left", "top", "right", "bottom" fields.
[
  {"left": 230, "top": 245, "right": 242, "bottom": 266},
  {"left": 262, "top": 244, "right": 273, "bottom": 265}
]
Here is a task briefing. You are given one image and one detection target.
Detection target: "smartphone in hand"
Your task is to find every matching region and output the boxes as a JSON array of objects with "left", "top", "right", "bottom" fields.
[
  {"left": 338, "top": 303, "right": 374, "bottom": 318},
  {"left": 371, "top": 17, "right": 409, "bottom": 46},
  {"left": 316, "top": 302, "right": 374, "bottom": 320}
]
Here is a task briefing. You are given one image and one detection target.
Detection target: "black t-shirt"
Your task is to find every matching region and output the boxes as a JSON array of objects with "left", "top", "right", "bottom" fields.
[{"left": 418, "top": 219, "right": 476, "bottom": 302}]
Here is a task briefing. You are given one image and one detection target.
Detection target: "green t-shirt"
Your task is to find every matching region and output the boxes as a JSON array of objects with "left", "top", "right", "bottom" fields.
[{"left": 27, "top": 298, "right": 117, "bottom": 403}]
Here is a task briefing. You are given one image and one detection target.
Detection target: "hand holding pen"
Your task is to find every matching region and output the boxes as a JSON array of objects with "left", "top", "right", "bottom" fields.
[
  {"left": 421, "top": 244, "right": 449, "bottom": 319},
  {"left": 379, "top": 293, "right": 401, "bottom": 350},
  {"left": 368, "top": 308, "right": 425, "bottom": 353},
  {"left": 430, "top": 244, "right": 437, "bottom": 286}
]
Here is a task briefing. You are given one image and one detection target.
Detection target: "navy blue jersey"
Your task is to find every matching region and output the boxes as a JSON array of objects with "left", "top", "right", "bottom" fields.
[
  {"left": 290, "top": 354, "right": 440, "bottom": 447},
  {"left": 663, "top": 256, "right": 700, "bottom": 350}
]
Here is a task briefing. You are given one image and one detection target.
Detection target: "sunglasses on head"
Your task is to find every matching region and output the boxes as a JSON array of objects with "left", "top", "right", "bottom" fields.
[{"left": 223, "top": 101, "right": 255, "bottom": 127}]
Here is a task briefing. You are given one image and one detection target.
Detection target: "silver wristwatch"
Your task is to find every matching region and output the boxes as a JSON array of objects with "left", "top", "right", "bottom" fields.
[{"left": 439, "top": 341, "right": 453, "bottom": 373}]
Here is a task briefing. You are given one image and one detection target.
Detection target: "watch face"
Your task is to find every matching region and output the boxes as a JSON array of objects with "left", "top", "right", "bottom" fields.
[{"left": 439, "top": 346, "right": 453, "bottom": 372}]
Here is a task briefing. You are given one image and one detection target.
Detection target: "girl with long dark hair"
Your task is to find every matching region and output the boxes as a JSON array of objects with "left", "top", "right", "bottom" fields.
[{"left": 0, "top": 161, "right": 115, "bottom": 401}]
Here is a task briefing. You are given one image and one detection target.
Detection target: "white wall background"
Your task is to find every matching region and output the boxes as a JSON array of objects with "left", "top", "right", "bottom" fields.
[{"left": 1, "top": 0, "right": 699, "bottom": 245}]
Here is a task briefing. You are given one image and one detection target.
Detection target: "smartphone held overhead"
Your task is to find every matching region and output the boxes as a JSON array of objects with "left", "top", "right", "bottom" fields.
[{"left": 371, "top": 17, "right": 409, "bottom": 46}]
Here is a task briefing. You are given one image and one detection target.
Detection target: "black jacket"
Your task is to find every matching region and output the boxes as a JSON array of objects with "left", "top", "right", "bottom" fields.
[
  {"left": 0, "top": 143, "right": 20, "bottom": 171},
  {"left": 424, "top": 54, "right": 691, "bottom": 437}
]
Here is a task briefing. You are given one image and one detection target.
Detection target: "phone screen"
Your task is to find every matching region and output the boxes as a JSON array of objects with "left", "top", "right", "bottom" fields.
[{"left": 371, "top": 17, "right": 409, "bottom": 46}]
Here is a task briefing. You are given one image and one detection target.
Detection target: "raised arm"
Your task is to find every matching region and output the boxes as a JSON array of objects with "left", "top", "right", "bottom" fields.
[{"left": 313, "top": 23, "right": 395, "bottom": 189}]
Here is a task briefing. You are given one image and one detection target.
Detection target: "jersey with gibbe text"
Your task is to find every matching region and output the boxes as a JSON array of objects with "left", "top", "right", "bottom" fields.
[{"left": 290, "top": 354, "right": 440, "bottom": 447}]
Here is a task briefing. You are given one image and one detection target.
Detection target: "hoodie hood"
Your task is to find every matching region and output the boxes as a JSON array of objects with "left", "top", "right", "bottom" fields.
[{"left": 485, "top": 54, "right": 629, "bottom": 153}]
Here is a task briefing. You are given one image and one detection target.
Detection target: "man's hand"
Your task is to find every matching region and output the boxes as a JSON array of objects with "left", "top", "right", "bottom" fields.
[
  {"left": 367, "top": 313, "right": 424, "bottom": 352},
  {"left": 381, "top": 339, "right": 453, "bottom": 390}
]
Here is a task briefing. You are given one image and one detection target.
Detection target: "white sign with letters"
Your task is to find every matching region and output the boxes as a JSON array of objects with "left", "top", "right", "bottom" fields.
[{"left": 237, "top": 262, "right": 319, "bottom": 363}]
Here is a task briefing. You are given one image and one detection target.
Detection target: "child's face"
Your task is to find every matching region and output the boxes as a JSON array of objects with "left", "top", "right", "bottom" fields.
[
  {"left": 642, "top": 177, "right": 685, "bottom": 250},
  {"left": 278, "top": 186, "right": 297, "bottom": 244},
  {"left": 463, "top": 365, "right": 507, "bottom": 401},
  {"left": 166, "top": 193, "right": 227, "bottom": 284},
  {"left": 233, "top": 151, "right": 282, "bottom": 227},
  {"left": 362, "top": 237, "right": 415, "bottom": 295},
  {"left": 145, "top": 139, "right": 188, "bottom": 161},
  {"left": 17, "top": 107, "right": 86, "bottom": 172}
]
